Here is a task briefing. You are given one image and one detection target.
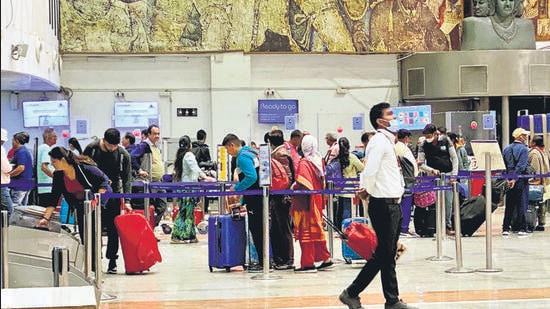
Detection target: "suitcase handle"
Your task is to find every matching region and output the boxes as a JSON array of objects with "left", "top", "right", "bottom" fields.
[{"left": 322, "top": 214, "right": 348, "bottom": 240}]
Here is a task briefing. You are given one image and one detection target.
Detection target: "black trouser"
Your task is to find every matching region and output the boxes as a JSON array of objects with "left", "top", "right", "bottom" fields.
[
  {"left": 269, "top": 195, "right": 294, "bottom": 266},
  {"left": 245, "top": 195, "right": 264, "bottom": 264},
  {"left": 346, "top": 197, "right": 402, "bottom": 305},
  {"left": 503, "top": 179, "right": 528, "bottom": 231},
  {"left": 102, "top": 197, "right": 121, "bottom": 260}
]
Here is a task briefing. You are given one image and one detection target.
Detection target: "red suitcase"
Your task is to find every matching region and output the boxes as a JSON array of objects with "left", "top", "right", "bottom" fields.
[
  {"left": 132, "top": 205, "right": 156, "bottom": 229},
  {"left": 115, "top": 212, "right": 162, "bottom": 274}
]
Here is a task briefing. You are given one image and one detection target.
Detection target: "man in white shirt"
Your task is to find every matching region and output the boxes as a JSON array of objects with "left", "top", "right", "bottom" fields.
[
  {"left": 339, "top": 102, "right": 417, "bottom": 309},
  {"left": 324, "top": 132, "right": 339, "bottom": 165},
  {"left": 36, "top": 128, "right": 57, "bottom": 207}
]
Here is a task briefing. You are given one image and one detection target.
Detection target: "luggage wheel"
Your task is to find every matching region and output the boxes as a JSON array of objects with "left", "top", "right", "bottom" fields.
[
  {"left": 344, "top": 258, "right": 352, "bottom": 264},
  {"left": 209, "top": 266, "right": 213, "bottom": 272}
]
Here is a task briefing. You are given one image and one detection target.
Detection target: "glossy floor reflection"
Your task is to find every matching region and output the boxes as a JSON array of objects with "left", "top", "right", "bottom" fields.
[{"left": 99, "top": 206, "right": 550, "bottom": 309}]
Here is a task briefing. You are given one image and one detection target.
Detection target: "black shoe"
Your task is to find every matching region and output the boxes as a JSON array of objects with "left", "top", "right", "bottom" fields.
[
  {"left": 248, "top": 264, "right": 263, "bottom": 273},
  {"left": 339, "top": 289, "right": 363, "bottom": 309},
  {"left": 385, "top": 299, "right": 418, "bottom": 309},
  {"left": 535, "top": 225, "right": 545, "bottom": 231},
  {"left": 107, "top": 259, "right": 117, "bottom": 274},
  {"left": 294, "top": 266, "right": 317, "bottom": 273},
  {"left": 317, "top": 261, "right": 335, "bottom": 271}
]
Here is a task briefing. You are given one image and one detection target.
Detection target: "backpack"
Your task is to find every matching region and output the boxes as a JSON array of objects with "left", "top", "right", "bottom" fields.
[
  {"left": 398, "top": 156, "right": 415, "bottom": 190},
  {"left": 325, "top": 160, "right": 342, "bottom": 179},
  {"left": 270, "top": 158, "right": 290, "bottom": 190}
]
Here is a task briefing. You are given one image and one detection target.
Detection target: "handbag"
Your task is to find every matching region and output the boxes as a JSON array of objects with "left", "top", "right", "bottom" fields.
[
  {"left": 413, "top": 191, "right": 436, "bottom": 208},
  {"left": 528, "top": 185, "right": 544, "bottom": 202}
]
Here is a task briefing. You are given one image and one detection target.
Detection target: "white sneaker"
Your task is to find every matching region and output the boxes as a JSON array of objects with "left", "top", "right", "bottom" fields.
[{"left": 517, "top": 231, "right": 529, "bottom": 236}]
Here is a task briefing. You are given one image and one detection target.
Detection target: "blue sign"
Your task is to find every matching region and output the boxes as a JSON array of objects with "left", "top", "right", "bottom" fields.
[
  {"left": 352, "top": 116, "right": 363, "bottom": 131},
  {"left": 392, "top": 105, "right": 432, "bottom": 131},
  {"left": 258, "top": 100, "right": 299, "bottom": 124},
  {"left": 285, "top": 116, "right": 296, "bottom": 131},
  {"left": 482, "top": 114, "right": 495, "bottom": 130}
]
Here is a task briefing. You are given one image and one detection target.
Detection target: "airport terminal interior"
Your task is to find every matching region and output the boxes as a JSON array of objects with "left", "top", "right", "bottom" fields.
[
  {"left": 5, "top": 199, "right": 549, "bottom": 309},
  {"left": 89, "top": 205, "right": 550, "bottom": 308}
]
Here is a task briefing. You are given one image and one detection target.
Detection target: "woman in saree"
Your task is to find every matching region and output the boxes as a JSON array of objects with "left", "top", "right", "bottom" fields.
[{"left": 291, "top": 134, "right": 334, "bottom": 272}]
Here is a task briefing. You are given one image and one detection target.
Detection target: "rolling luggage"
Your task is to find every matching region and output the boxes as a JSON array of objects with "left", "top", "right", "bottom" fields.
[
  {"left": 323, "top": 214, "right": 377, "bottom": 263},
  {"left": 133, "top": 205, "right": 155, "bottom": 229},
  {"left": 341, "top": 217, "right": 370, "bottom": 263},
  {"left": 413, "top": 204, "right": 436, "bottom": 237},
  {"left": 208, "top": 214, "right": 247, "bottom": 272},
  {"left": 9, "top": 205, "right": 62, "bottom": 232},
  {"left": 459, "top": 195, "right": 497, "bottom": 237},
  {"left": 115, "top": 212, "right": 162, "bottom": 274}
]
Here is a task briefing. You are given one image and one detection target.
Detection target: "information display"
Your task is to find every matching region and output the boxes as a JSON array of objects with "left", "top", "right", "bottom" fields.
[
  {"left": 114, "top": 102, "right": 159, "bottom": 128},
  {"left": 258, "top": 100, "right": 298, "bottom": 124},
  {"left": 22, "top": 100, "right": 70, "bottom": 128},
  {"left": 392, "top": 105, "right": 432, "bottom": 131}
]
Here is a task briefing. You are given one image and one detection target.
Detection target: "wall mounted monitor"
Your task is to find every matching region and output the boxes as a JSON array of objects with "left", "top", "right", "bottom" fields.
[
  {"left": 114, "top": 102, "right": 159, "bottom": 128},
  {"left": 22, "top": 100, "right": 70, "bottom": 128},
  {"left": 392, "top": 105, "right": 432, "bottom": 131}
]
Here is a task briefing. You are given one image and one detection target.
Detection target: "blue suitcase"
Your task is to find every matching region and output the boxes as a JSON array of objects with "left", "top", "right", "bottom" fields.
[
  {"left": 208, "top": 214, "right": 247, "bottom": 272},
  {"left": 342, "top": 217, "right": 370, "bottom": 264}
]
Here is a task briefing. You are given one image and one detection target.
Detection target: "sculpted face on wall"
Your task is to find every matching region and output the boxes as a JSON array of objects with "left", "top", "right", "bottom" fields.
[{"left": 473, "top": 0, "right": 494, "bottom": 17}]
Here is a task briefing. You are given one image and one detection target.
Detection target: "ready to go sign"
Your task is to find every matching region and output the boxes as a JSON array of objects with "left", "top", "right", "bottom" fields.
[{"left": 258, "top": 100, "right": 299, "bottom": 124}]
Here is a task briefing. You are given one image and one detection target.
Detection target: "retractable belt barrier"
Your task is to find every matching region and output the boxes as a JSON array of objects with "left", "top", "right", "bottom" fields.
[{"left": 95, "top": 171, "right": 550, "bottom": 200}]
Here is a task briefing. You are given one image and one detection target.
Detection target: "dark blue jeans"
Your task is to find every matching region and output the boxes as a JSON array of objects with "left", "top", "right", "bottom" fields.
[{"left": 346, "top": 197, "right": 402, "bottom": 305}]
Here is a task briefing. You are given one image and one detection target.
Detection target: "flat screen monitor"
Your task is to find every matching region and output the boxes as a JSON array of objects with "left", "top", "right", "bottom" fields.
[
  {"left": 258, "top": 99, "right": 298, "bottom": 124},
  {"left": 392, "top": 105, "right": 432, "bottom": 131},
  {"left": 22, "top": 100, "right": 70, "bottom": 128},
  {"left": 114, "top": 102, "right": 159, "bottom": 128}
]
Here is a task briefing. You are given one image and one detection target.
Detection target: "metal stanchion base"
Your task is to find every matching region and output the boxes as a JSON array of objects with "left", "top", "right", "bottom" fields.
[
  {"left": 101, "top": 291, "right": 117, "bottom": 301},
  {"left": 475, "top": 267, "right": 503, "bottom": 273},
  {"left": 251, "top": 273, "right": 282, "bottom": 280},
  {"left": 426, "top": 255, "right": 453, "bottom": 261},
  {"left": 445, "top": 267, "right": 475, "bottom": 273}
]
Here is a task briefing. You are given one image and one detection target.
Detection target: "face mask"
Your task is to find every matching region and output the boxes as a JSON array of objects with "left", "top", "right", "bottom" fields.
[
  {"left": 425, "top": 137, "right": 434, "bottom": 143},
  {"left": 381, "top": 119, "right": 399, "bottom": 133}
]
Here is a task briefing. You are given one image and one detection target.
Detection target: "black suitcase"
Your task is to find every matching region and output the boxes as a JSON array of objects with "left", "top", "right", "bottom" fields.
[
  {"left": 459, "top": 195, "right": 497, "bottom": 237},
  {"left": 413, "top": 204, "right": 436, "bottom": 237},
  {"left": 525, "top": 202, "right": 539, "bottom": 231}
]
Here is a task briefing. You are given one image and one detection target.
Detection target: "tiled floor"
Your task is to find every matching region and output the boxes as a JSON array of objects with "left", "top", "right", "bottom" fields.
[{"left": 99, "top": 206, "right": 550, "bottom": 309}]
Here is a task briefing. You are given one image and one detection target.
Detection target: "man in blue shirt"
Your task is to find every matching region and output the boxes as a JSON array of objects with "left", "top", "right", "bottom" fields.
[{"left": 501, "top": 128, "right": 530, "bottom": 236}]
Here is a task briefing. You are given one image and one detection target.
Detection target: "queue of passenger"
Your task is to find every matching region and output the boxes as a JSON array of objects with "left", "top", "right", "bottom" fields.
[{"left": 1, "top": 107, "right": 549, "bottom": 287}]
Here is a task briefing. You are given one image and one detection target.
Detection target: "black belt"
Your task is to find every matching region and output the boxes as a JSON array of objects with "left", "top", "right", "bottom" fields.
[{"left": 372, "top": 197, "right": 402, "bottom": 204}]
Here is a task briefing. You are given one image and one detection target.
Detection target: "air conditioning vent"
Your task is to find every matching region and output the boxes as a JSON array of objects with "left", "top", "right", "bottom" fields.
[
  {"left": 530, "top": 64, "right": 550, "bottom": 93},
  {"left": 407, "top": 68, "right": 425, "bottom": 97},
  {"left": 460, "top": 65, "right": 488, "bottom": 95}
]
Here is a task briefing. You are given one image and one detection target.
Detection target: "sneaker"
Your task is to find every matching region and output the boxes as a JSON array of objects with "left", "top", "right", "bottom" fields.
[
  {"left": 294, "top": 266, "right": 317, "bottom": 273},
  {"left": 339, "top": 289, "right": 363, "bottom": 309},
  {"left": 517, "top": 230, "right": 529, "bottom": 236},
  {"left": 274, "top": 264, "right": 295, "bottom": 270},
  {"left": 107, "top": 259, "right": 117, "bottom": 274},
  {"left": 502, "top": 230, "right": 510, "bottom": 236},
  {"left": 535, "top": 225, "right": 545, "bottom": 231},
  {"left": 385, "top": 299, "right": 418, "bottom": 309},
  {"left": 317, "top": 261, "right": 335, "bottom": 271},
  {"left": 248, "top": 264, "right": 263, "bottom": 273}
]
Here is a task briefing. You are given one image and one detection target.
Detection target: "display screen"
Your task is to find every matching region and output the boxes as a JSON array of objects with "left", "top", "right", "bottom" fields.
[
  {"left": 114, "top": 102, "right": 159, "bottom": 128},
  {"left": 393, "top": 105, "right": 432, "bottom": 131},
  {"left": 22, "top": 100, "right": 70, "bottom": 127},
  {"left": 258, "top": 99, "right": 298, "bottom": 124}
]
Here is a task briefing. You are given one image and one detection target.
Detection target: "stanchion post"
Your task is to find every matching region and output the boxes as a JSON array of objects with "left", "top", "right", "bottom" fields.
[
  {"left": 1, "top": 210, "right": 8, "bottom": 288},
  {"left": 326, "top": 180, "right": 335, "bottom": 256},
  {"left": 144, "top": 181, "right": 151, "bottom": 223},
  {"left": 94, "top": 193, "right": 102, "bottom": 288},
  {"left": 446, "top": 182, "right": 474, "bottom": 273},
  {"left": 476, "top": 152, "right": 503, "bottom": 273},
  {"left": 219, "top": 183, "right": 227, "bottom": 215},
  {"left": 84, "top": 198, "right": 93, "bottom": 278},
  {"left": 427, "top": 174, "right": 452, "bottom": 261},
  {"left": 251, "top": 186, "right": 281, "bottom": 280},
  {"left": 52, "top": 246, "right": 69, "bottom": 287}
]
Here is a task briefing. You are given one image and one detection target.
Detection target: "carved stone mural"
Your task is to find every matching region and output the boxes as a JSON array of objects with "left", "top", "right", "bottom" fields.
[{"left": 60, "top": 0, "right": 542, "bottom": 53}]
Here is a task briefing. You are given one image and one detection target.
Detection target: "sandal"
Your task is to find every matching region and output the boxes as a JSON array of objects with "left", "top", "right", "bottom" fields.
[{"left": 396, "top": 242, "right": 407, "bottom": 260}]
